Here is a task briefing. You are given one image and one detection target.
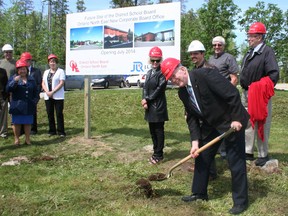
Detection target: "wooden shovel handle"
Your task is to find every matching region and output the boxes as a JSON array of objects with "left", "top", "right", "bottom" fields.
[{"left": 167, "top": 128, "right": 235, "bottom": 178}]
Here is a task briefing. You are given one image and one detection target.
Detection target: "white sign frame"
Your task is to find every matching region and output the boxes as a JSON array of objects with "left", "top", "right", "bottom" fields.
[{"left": 66, "top": 2, "right": 181, "bottom": 75}]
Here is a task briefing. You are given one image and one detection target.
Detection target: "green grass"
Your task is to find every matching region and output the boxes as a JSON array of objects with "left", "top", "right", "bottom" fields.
[{"left": 0, "top": 88, "right": 287, "bottom": 216}]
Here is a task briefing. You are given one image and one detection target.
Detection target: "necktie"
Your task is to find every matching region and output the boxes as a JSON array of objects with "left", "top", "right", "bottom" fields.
[{"left": 186, "top": 85, "right": 201, "bottom": 113}]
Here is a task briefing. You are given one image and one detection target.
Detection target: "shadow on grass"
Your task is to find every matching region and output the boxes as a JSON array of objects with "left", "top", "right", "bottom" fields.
[
  {"left": 154, "top": 188, "right": 184, "bottom": 197},
  {"left": 106, "top": 127, "right": 189, "bottom": 143}
]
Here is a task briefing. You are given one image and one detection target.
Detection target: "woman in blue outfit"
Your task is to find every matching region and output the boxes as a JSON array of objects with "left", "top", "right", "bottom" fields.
[{"left": 6, "top": 59, "right": 37, "bottom": 145}]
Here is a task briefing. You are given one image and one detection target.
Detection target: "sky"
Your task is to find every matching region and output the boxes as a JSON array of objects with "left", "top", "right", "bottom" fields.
[{"left": 9, "top": 0, "right": 288, "bottom": 46}]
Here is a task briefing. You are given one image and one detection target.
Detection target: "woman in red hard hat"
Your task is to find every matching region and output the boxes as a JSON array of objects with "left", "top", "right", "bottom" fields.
[
  {"left": 141, "top": 46, "right": 169, "bottom": 164},
  {"left": 6, "top": 59, "right": 38, "bottom": 145},
  {"left": 42, "top": 54, "right": 66, "bottom": 137}
]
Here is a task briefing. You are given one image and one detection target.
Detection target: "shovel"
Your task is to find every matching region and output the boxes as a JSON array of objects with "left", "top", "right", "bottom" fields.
[{"left": 148, "top": 128, "right": 235, "bottom": 181}]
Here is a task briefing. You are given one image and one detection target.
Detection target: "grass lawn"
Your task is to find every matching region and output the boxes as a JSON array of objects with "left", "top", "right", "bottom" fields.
[{"left": 0, "top": 88, "right": 287, "bottom": 216}]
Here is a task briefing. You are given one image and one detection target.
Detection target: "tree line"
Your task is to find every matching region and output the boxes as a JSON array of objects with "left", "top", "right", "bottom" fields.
[{"left": 0, "top": 0, "right": 287, "bottom": 81}]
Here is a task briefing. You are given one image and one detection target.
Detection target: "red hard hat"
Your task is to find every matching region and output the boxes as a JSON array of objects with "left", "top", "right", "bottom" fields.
[
  {"left": 248, "top": 22, "right": 266, "bottom": 34},
  {"left": 149, "top": 46, "right": 162, "bottom": 58},
  {"left": 16, "top": 59, "right": 28, "bottom": 68},
  {"left": 20, "top": 52, "right": 32, "bottom": 60},
  {"left": 48, "top": 54, "right": 58, "bottom": 61},
  {"left": 161, "top": 57, "right": 180, "bottom": 80}
]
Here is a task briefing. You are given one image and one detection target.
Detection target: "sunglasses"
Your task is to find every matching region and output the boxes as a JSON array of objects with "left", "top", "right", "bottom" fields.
[
  {"left": 213, "top": 44, "right": 222, "bottom": 47},
  {"left": 4, "top": 51, "right": 13, "bottom": 54},
  {"left": 150, "top": 59, "right": 161, "bottom": 63}
]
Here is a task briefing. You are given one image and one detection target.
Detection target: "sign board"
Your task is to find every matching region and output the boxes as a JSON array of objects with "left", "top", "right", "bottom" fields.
[{"left": 66, "top": 2, "right": 180, "bottom": 75}]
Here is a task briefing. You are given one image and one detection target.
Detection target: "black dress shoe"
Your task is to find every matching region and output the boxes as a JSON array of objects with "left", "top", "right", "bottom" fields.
[
  {"left": 229, "top": 204, "right": 248, "bottom": 214},
  {"left": 255, "top": 156, "right": 269, "bottom": 166},
  {"left": 181, "top": 194, "right": 208, "bottom": 202}
]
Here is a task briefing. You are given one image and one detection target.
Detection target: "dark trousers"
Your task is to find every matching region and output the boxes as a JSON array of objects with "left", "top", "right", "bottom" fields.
[
  {"left": 45, "top": 99, "right": 65, "bottom": 135},
  {"left": 192, "top": 128, "right": 248, "bottom": 206},
  {"left": 31, "top": 106, "right": 38, "bottom": 132},
  {"left": 149, "top": 122, "right": 165, "bottom": 159}
]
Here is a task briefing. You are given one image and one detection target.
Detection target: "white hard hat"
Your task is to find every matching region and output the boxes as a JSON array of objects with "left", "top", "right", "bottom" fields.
[
  {"left": 2, "top": 44, "right": 13, "bottom": 52},
  {"left": 187, "top": 40, "right": 206, "bottom": 52}
]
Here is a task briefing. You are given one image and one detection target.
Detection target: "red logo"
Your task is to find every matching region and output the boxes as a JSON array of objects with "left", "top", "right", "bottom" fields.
[{"left": 70, "top": 60, "right": 80, "bottom": 72}]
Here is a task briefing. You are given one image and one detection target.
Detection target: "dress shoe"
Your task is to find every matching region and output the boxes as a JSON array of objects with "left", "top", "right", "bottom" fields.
[
  {"left": 245, "top": 153, "right": 254, "bottom": 161},
  {"left": 229, "top": 204, "right": 248, "bottom": 214},
  {"left": 181, "top": 194, "right": 208, "bottom": 202},
  {"left": 255, "top": 156, "right": 269, "bottom": 166}
]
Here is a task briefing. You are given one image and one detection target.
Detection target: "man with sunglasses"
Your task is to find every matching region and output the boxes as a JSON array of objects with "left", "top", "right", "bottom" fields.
[
  {"left": 240, "top": 22, "right": 279, "bottom": 166},
  {"left": 0, "top": 44, "right": 16, "bottom": 138},
  {"left": 208, "top": 36, "right": 239, "bottom": 160},
  {"left": 209, "top": 36, "right": 238, "bottom": 86}
]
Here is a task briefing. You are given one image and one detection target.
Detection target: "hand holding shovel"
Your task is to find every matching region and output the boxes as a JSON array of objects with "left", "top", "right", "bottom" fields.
[{"left": 148, "top": 128, "right": 235, "bottom": 181}]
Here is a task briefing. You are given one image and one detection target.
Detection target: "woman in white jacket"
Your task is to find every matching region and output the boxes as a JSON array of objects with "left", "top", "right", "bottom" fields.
[{"left": 42, "top": 54, "right": 66, "bottom": 137}]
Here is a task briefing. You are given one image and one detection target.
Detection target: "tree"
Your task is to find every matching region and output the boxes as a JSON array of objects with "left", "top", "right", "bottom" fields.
[
  {"left": 180, "top": 9, "right": 203, "bottom": 68},
  {"left": 50, "top": 0, "right": 69, "bottom": 65},
  {"left": 197, "top": 0, "right": 240, "bottom": 57},
  {"left": 238, "top": 1, "right": 287, "bottom": 81},
  {"left": 76, "top": 0, "right": 86, "bottom": 12},
  {"left": 238, "top": 1, "right": 284, "bottom": 51}
]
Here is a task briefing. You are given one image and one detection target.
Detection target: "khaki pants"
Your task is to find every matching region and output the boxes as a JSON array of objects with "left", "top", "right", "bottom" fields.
[
  {"left": 0, "top": 98, "right": 8, "bottom": 137},
  {"left": 241, "top": 90, "right": 272, "bottom": 158}
]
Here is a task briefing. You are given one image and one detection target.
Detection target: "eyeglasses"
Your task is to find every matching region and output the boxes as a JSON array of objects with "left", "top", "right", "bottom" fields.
[
  {"left": 4, "top": 51, "right": 13, "bottom": 54},
  {"left": 150, "top": 59, "right": 161, "bottom": 63},
  {"left": 247, "top": 34, "right": 259, "bottom": 39},
  {"left": 213, "top": 44, "right": 222, "bottom": 47}
]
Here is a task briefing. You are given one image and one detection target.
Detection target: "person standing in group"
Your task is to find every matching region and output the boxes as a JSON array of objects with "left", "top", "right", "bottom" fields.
[
  {"left": 187, "top": 40, "right": 217, "bottom": 180},
  {"left": 161, "top": 57, "right": 249, "bottom": 215},
  {"left": 208, "top": 36, "right": 238, "bottom": 86},
  {"left": 6, "top": 59, "right": 37, "bottom": 145},
  {"left": 42, "top": 54, "right": 66, "bottom": 137},
  {"left": 0, "top": 44, "right": 16, "bottom": 78},
  {"left": 208, "top": 36, "right": 239, "bottom": 159},
  {"left": 0, "top": 67, "right": 8, "bottom": 139},
  {"left": 141, "top": 46, "right": 168, "bottom": 164},
  {"left": 0, "top": 44, "right": 16, "bottom": 138},
  {"left": 240, "top": 22, "right": 279, "bottom": 166},
  {"left": 20, "top": 52, "right": 42, "bottom": 135}
]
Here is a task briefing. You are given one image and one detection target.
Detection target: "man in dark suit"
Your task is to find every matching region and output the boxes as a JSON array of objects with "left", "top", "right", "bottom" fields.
[
  {"left": 161, "top": 57, "right": 249, "bottom": 215},
  {"left": 21, "top": 52, "right": 42, "bottom": 134}
]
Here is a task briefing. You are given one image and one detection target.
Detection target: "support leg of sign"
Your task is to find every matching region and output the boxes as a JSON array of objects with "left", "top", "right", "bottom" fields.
[{"left": 84, "top": 75, "right": 91, "bottom": 139}]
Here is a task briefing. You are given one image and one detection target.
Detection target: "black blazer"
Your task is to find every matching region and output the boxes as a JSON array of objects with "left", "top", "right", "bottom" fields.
[
  {"left": 30, "top": 67, "right": 42, "bottom": 99},
  {"left": 178, "top": 67, "right": 249, "bottom": 142},
  {"left": 142, "top": 67, "right": 168, "bottom": 123}
]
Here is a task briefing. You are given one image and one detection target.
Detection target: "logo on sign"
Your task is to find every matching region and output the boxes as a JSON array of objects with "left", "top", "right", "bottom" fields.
[
  {"left": 130, "top": 61, "right": 144, "bottom": 72},
  {"left": 69, "top": 60, "right": 80, "bottom": 72}
]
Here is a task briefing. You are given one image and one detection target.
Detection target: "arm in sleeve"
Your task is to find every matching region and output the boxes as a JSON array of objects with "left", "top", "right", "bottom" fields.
[
  {"left": 145, "top": 74, "right": 167, "bottom": 101},
  {"left": 6, "top": 76, "right": 18, "bottom": 93},
  {"left": 264, "top": 49, "right": 279, "bottom": 85}
]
